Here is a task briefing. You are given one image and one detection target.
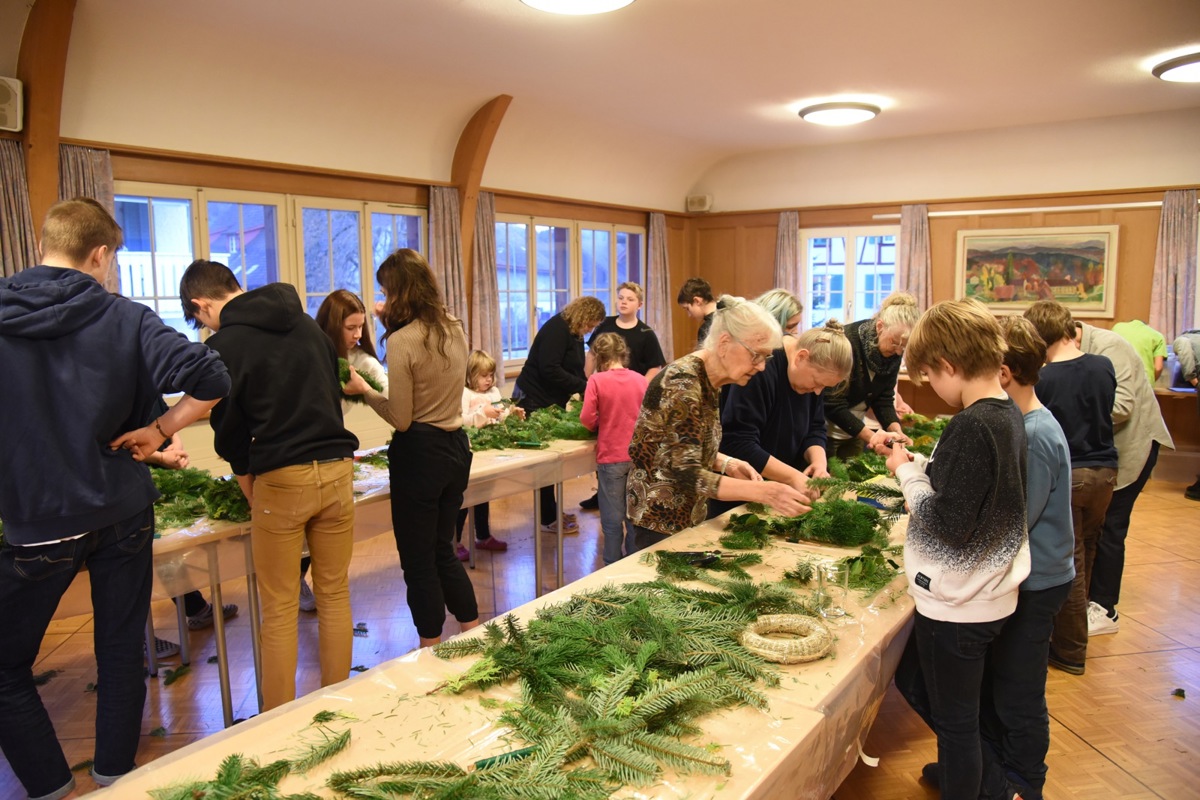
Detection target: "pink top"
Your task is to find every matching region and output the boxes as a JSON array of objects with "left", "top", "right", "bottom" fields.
[{"left": 580, "top": 367, "right": 649, "bottom": 464}]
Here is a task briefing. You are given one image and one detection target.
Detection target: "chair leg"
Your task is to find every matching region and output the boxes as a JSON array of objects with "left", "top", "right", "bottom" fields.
[{"left": 145, "top": 615, "right": 158, "bottom": 677}]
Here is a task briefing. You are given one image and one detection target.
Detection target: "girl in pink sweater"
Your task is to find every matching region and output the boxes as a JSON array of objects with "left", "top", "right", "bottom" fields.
[{"left": 580, "top": 333, "right": 649, "bottom": 565}]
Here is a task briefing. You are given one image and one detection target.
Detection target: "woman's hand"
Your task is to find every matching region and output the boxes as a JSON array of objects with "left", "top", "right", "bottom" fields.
[
  {"left": 885, "top": 441, "right": 914, "bottom": 474},
  {"left": 867, "top": 428, "right": 911, "bottom": 454},
  {"left": 723, "top": 458, "right": 761, "bottom": 482},
  {"left": 757, "top": 482, "right": 813, "bottom": 517},
  {"left": 342, "top": 365, "right": 370, "bottom": 396},
  {"left": 803, "top": 462, "right": 829, "bottom": 480}
]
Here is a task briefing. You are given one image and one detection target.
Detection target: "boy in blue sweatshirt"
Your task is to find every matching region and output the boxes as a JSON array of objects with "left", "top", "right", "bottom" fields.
[
  {"left": 886, "top": 298, "right": 1030, "bottom": 800},
  {"left": 0, "top": 198, "right": 229, "bottom": 799}
]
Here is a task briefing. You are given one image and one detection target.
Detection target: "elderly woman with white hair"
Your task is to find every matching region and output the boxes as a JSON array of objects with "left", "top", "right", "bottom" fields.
[{"left": 627, "top": 295, "right": 811, "bottom": 550}]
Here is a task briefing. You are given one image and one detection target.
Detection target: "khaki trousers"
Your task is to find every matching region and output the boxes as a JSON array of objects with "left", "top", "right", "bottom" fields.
[{"left": 251, "top": 459, "right": 354, "bottom": 711}]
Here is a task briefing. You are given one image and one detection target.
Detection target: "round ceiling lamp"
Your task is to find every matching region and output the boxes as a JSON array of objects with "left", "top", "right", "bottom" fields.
[
  {"left": 1151, "top": 52, "right": 1200, "bottom": 82},
  {"left": 798, "top": 102, "right": 881, "bottom": 126},
  {"left": 521, "top": 0, "right": 635, "bottom": 14}
]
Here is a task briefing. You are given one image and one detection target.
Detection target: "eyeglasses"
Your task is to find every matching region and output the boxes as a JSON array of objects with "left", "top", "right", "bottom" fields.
[{"left": 734, "top": 337, "right": 773, "bottom": 366}]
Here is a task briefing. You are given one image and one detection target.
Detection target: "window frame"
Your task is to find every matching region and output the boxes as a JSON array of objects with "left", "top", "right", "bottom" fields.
[{"left": 800, "top": 224, "right": 900, "bottom": 329}]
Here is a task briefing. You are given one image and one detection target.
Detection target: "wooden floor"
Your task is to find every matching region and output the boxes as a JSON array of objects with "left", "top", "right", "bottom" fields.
[{"left": 4, "top": 477, "right": 1199, "bottom": 798}]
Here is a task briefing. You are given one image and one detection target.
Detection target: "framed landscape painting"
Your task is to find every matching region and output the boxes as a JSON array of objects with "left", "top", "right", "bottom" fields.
[{"left": 955, "top": 225, "right": 1118, "bottom": 318}]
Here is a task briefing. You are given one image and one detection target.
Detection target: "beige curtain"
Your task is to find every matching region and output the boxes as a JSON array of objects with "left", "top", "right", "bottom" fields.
[
  {"left": 1149, "top": 189, "right": 1198, "bottom": 338},
  {"left": 897, "top": 204, "right": 931, "bottom": 311},
  {"left": 773, "top": 211, "right": 801, "bottom": 298},
  {"left": 1, "top": 139, "right": 38, "bottom": 276},
  {"left": 427, "top": 185, "right": 468, "bottom": 322},
  {"left": 59, "top": 144, "right": 118, "bottom": 290},
  {"left": 646, "top": 212, "right": 675, "bottom": 361},
  {"left": 470, "top": 191, "right": 505, "bottom": 387}
]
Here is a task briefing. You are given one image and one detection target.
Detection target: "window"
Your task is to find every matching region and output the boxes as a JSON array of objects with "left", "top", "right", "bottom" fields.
[
  {"left": 802, "top": 227, "right": 899, "bottom": 328},
  {"left": 495, "top": 217, "right": 645, "bottom": 365},
  {"left": 115, "top": 182, "right": 427, "bottom": 341},
  {"left": 114, "top": 192, "right": 198, "bottom": 339}
]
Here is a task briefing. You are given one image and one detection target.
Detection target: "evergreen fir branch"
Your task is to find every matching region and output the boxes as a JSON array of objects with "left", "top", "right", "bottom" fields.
[
  {"left": 628, "top": 731, "right": 730, "bottom": 777},
  {"left": 783, "top": 559, "right": 816, "bottom": 584},
  {"left": 356, "top": 451, "right": 389, "bottom": 470},
  {"left": 327, "top": 760, "right": 468, "bottom": 793},
  {"left": 718, "top": 525, "right": 771, "bottom": 550},
  {"left": 247, "top": 759, "right": 292, "bottom": 786},
  {"left": 202, "top": 476, "right": 252, "bottom": 522},
  {"left": 290, "top": 728, "right": 351, "bottom": 773},
  {"left": 587, "top": 738, "right": 661, "bottom": 786},
  {"left": 338, "top": 358, "right": 384, "bottom": 404}
]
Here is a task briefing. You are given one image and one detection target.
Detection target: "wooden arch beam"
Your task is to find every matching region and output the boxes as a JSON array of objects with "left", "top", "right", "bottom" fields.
[
  {"left": 18, "top": 0, "right": 78, "bottom": 230},
  {"left": 451, "top": 94, "right": 512, "bottom": 308}
]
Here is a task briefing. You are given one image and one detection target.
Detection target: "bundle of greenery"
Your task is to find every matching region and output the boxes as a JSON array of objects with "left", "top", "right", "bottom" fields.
[
  {"left": 721, "top": 499, "right": 890, "bottom": 550},
  {"left": 900, "top": 412, "right": 948, "bottom": 456},
  {"left": 151, "top": 467, "right": 252, "bottom": 531},
  {"left": 466, "top": 402, "right": 595, "bottom": 451},
  {"left": 337, "top": 357, "right": 384, "bottom": 403}
]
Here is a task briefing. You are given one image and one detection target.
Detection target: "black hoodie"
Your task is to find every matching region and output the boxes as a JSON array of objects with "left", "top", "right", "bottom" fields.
[
  {"left": 206, "top": 283, "right": 358, "bottom": 475},
  {"left": 0, "top": 266, "right": 230, "bottom": 544}
]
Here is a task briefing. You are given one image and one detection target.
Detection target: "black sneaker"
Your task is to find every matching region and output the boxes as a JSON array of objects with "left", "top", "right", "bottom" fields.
[
  {"left": 1185, "top": 478, "right": 1200, "bottom": 501},
  {"left": 920, "top": 762, "right": 939, "bottom": 788},
  {"left": 579, "top": 492, "right": 599, "bottom": 511},
  {"left": 1047, "top": 649, "right": 1085, "bottom": 675}
]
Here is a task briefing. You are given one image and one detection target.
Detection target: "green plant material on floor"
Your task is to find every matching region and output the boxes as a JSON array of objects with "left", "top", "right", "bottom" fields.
[
  {"left": 354, "top": 622, "right": 369, "bottom": 637},
  {"left": 150, "top": 726, "right": 168, "bottom": 737},
  {"left": 32, "top": 669, "right": 60, "bottom": 686},
  {"left": 466, "top": 402, "right": 595, "bottom": 452},
  {"left": 1173, "top": 687, "right": 1186, "bottom": 699},
  {"left": 338, "top": 357, "right": 384, "bottom": 403},
  {"left": 70, "top": 759, "right": 94, "bottom": 773},
  {"left": 162, "top": 665, "right": 190, "bottom": 686},
  {"left": 350, "top": 664, "right": 368, "bottom": 672},
  {"left": 207, "top": 655, "right": 219, "bottom": 664}
]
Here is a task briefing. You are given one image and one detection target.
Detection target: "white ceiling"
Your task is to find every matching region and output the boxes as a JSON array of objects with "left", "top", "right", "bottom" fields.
[
  {"left": 216, "top": 0, "right": 1200, "bottom": 156},
  {"left": 4, "top": 0, "right": 1200, "bottom": 201}
]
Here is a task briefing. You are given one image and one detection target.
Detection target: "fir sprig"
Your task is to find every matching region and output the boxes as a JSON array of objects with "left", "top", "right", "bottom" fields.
[
  {"left": 466, "top": 404, "right": 595, "bottom": 451},
  {"left": 338, "top": 358, "right": 384, "bottom": 404}
]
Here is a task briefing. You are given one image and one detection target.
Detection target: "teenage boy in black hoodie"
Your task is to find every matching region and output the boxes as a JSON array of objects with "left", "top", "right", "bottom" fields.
[
  {"left": 179, "top": 260, "right": 358, "bottom": 711},
  {"left": 0, "top": 198, "right": 230, "bottom": 799}
]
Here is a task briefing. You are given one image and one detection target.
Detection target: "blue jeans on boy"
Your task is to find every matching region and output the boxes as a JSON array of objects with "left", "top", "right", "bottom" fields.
[
  {"left": 0, "top": 505, "right": 155, "bottom": 800},
  {"left": 895, "top": 610, "right": 1009, "bottom": 800},
  {"left": 980, "top": 580, "right": 1072, "bottom": 800},
  {"left": 597, "top": 461, "right": 635, "bottom": 565}
]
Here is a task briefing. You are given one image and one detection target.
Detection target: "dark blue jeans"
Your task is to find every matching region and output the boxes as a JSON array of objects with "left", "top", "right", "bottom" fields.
[
  {"left": 980, "top": 581, "right": 1072, "bottom": 800},
  {"left": 0, "top": 505, "right": 154, "bottom": 799},
  {"left": 1089, "top": 442, "right": 1158, "bottom": 613},
  {"left": 388, "top": 425, "right": 478, "bottom": 639},
  {"left": 895, "top": 611, "right": 1009, "bottom": 800}
]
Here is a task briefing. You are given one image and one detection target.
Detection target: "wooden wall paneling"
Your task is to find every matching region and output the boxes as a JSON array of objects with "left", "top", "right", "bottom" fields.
[{"left": 17, "top": 0, "right": 77, "bottom": 226}]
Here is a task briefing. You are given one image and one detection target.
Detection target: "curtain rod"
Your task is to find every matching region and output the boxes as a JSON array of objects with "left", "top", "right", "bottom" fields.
[{"left": 871, "top": 200, "right": 1171, "bottom": 220}]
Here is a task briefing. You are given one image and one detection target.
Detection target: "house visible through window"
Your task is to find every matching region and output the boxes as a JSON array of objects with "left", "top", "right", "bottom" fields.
[{"left": 802, "top": 227, "right": 898, "bottom": 328}]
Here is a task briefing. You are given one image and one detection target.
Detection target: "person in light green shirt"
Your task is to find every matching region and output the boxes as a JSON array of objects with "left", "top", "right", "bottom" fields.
[{"left": 1111, "top": 319, "right": 1167, "bottom": 386}]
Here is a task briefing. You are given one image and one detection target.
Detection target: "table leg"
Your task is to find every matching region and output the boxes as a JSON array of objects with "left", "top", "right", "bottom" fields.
[
  {"left": 243, "top": 534, "right": 264, "bottom": 714},
  {"left": 556, "top": 482, "right": 565, "bottom": 590},
  {"left": 205, "top": 542, "right": 234, "bottom": 728},
  {"left": 175, "top": 598, "right": 190, "bottom": 666},
  {"left": 533, "top": 491, "right": 543, "bottom": 597}
]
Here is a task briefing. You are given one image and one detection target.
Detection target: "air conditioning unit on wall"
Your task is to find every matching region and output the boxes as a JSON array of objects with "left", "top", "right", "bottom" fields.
[
  {"left": 686, "top": 194, "right": 713, "bottom": 213},
  {"left": 0, "top": 77, "right": 23, "bottom": 133}
]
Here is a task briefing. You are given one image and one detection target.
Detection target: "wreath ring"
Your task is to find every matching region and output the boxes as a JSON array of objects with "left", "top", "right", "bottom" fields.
[{"left": 741, "top": 614, "right": 834, "bottom": 664}]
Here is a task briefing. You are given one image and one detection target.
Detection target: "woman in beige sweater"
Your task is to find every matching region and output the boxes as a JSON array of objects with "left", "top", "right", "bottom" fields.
[{"left": 344, "top": 249, "right": 479, "bottom": 647}]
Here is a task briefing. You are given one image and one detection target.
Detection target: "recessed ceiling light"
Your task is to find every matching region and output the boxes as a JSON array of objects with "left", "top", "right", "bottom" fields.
[
  {"left": 798, "top": 102, "right": 881, "bottom": 126},
  {"left": 521, "top": 0, "right": 635, "bottom": 14},
  {"left": 1152, "top": 52, "right": 1200, "bottom": 82}
]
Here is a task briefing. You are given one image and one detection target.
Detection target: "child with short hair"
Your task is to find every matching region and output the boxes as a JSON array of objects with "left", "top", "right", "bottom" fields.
[
  {"left": 885, "top": 298, "right": 1030, "bottom": 799},
  {"left": 579, "top": 333, "right": 649, "bottom": 565},
  {"left": 1023, "top": 300, "right": 1117, "bottom": 676},
  {"left": 455, "top": 350, "right": 515, "bottom": 560},
  {"left": 980, "top": 316, "right": 1075, "bottom": 800}
]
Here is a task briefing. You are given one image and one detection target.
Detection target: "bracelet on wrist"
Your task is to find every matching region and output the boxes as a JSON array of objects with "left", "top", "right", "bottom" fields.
[
  {"left": 720, "top": 455, "right": 732, "bottom": 475},
  {"left": 154, "top": 417, "right": 169, "bottom": 439}
]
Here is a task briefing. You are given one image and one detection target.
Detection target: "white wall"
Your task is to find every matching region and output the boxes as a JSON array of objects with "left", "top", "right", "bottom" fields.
[{"left": 690, "top": 108, "right": 1200, "bottom": 212}]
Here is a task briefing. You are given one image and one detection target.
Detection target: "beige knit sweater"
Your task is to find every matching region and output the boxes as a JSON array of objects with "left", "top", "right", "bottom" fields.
[{"left": 363, "top": 317, "right": 467, "bottom": 432}]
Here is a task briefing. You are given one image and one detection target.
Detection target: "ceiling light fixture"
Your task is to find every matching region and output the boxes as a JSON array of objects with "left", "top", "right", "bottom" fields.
[
  {"left": 798, "top": 102, "right": 881, "bottom": 126},
  {"left": 1151, "top": 52, "right": 1200, "bottom": 82},
  {"left": 520, "top": 0, "right": 635, "bottom": 14}
]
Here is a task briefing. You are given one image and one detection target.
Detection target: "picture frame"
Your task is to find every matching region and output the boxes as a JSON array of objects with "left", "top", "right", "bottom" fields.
[{"left": 955, "top": 225, "right": 1118, "bottom": 318}]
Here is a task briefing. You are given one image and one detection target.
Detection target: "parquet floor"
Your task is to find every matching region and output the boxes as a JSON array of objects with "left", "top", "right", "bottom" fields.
[{"left": 3, "top": 477, "right": 1198, "bottom": 799}]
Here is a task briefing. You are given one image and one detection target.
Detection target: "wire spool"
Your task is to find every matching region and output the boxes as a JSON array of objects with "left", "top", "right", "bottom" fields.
[{"left": 741, "top": 614, "right": 834, "bottom": 664}]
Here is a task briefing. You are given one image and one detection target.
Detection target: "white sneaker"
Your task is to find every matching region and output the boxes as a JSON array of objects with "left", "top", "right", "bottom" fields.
[
  {"left": 1087, "top": 600, "right": 1118, "bottom": 636},
  {"left": 299, "top": 578, "right": 317, "bottom": 612}
]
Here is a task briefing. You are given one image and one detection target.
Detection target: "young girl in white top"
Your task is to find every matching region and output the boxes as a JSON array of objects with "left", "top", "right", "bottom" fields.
[
  {"left": 298, "top": 289, "right": 389, "bottom": 611},
  {"left": 456, "top": 350, "right": 518, "bottom": 560}
]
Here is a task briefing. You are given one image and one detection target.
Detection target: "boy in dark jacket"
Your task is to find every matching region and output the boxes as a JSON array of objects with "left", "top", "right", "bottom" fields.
[
  {"left": 179, "top": 260, "right": 358, "bottom": 711},
  {"left": 0, "top": 198, "right": 229, "bottom": 799}
]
